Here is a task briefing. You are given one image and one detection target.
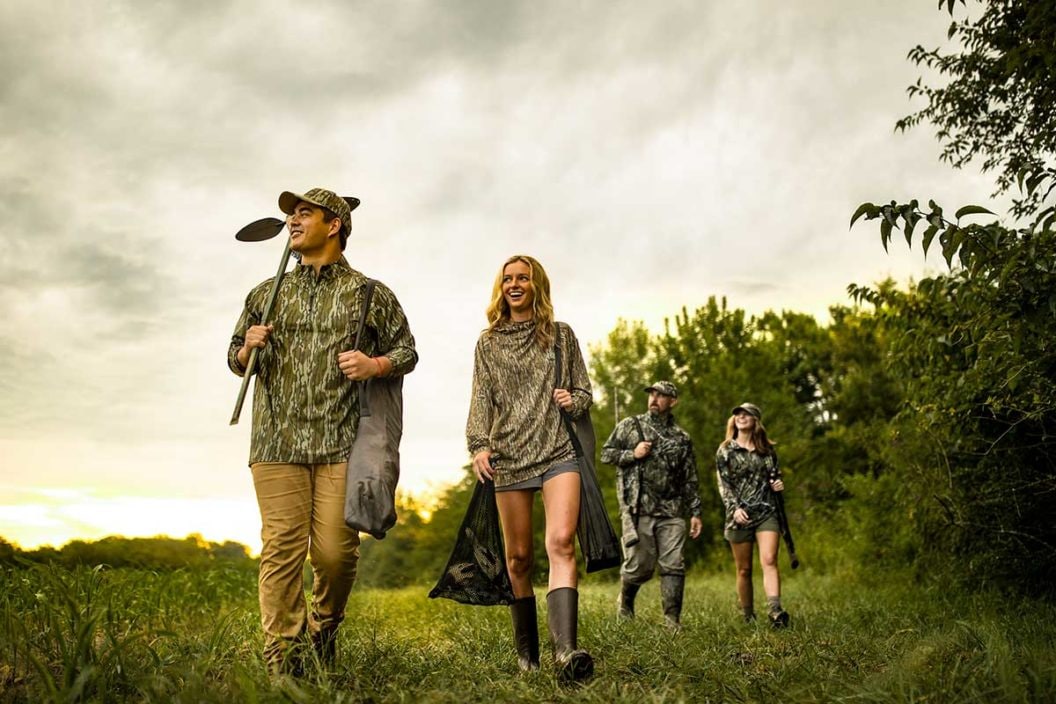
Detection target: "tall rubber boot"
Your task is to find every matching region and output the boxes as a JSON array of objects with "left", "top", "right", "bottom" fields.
[
  {"left": 547, "top": 588, "right": 594, "bottom": 683},
  {"left": 311, "top": 626, "right": 338, "bottom": 669},
  {"left": 509, "top": 596, "right": 540, "bottom": 671},
  {"left": 617, "top": 580, "right": 641, "bottom": 619},
  {"left": 660, "top": 574, "right": 685, "bottom": 630}
]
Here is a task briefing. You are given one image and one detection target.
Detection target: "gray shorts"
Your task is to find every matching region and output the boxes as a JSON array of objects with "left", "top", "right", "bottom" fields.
[
  {"left": 724, "top": 514, "right": 781, "bottom": 543},
  {"left": 496, "top": 460, "right": 579, "bottom": 492}
]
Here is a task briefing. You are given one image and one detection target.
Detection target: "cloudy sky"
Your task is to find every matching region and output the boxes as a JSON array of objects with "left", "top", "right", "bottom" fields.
[{"left": 0, "top": 1, "right": 998, "bottom": 552}]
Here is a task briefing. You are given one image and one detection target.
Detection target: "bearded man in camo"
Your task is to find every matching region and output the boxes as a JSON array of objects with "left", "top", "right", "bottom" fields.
[
  {"left": 228, "top": 188, "right": 417, "bottom": 675},
  {"left": 600, "top": 381, "right": 703, "bottom": 629}
]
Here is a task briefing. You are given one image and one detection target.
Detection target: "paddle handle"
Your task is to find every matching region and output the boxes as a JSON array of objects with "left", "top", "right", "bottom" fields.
[{"left": 230, "top": 237, "right": 292, "bottom": 425}]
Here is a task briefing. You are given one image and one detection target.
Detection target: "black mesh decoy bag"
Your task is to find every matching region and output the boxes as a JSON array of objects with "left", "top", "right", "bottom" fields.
[
  {"left": 428, "top": 478, "right": 515, "bottom": 606},
  {"left": 555, "top": 324, "right": 622, "bottom": 573}
]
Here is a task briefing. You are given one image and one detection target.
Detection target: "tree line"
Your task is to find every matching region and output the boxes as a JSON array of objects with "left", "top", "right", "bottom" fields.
[{"left": 0, "top": 534, "right": 254, "bottom": 571}]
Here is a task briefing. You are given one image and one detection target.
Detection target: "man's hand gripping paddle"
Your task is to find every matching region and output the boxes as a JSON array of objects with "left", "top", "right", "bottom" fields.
[{"left": 229, "top": 218, "right": 290, "bottom": 425}]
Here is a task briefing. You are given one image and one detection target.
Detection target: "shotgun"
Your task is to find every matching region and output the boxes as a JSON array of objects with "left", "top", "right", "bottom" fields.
[{"left": 770, "top": 463, "right": 800, "bottom": 569}]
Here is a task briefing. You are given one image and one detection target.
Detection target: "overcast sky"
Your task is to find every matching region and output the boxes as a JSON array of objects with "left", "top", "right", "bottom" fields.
[{"left": 0, "top": 0, "right": 999, "bottom": 551}]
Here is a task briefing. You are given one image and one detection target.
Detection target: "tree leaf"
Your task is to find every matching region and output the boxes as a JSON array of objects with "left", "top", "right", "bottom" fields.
[
  {"left": 850, "top": 202, "right": 877, "bottom": 229},
  {"left": 940, "top": 225, "right": 959, "bottom": 267},
  {"left": 905, "top": 211, "right": 920, "bottom": 246},
  {"left": 922, "top": 224, "right": 940, "bottom": 256},
  {"left": 881, "top": 219, "right": 893, "bottom": 252},
  {"left": 954, "top": 205, "right": 994, "bottom": 220}
]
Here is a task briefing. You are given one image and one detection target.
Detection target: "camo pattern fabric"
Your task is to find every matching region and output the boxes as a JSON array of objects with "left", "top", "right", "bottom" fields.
[
  {"left": 715, "top": 440, "right": 781, "bottom": 531},
  {"left": 278, "top": 188, "right": 353, "bottom": 234},
  {"left": 228, "top": 257, "right": 417, "bottom": 464},
  {"left": 600, "top": 412, "right": 703, "bottom": 519},
  {"left": 465, "top": 320, "right": 593, "bottom": 488}
]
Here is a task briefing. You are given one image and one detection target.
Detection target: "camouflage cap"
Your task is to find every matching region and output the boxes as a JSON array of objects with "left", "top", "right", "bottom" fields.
[
  {"left": 732, "top": 402, "right": 762, "bottom": 419},
  {"left": 644, "top": 381, "right": 678, "bottom": 398},
  {"left": 278, "top": 188, "right": 360, "bottom": 234}
]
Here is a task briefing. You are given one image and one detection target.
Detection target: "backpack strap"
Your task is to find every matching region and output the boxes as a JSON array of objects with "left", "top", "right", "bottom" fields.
[
  {"left": 352, "top": 279, "right": 378, "bottom": 351},
  {"left": 632, "top": 416, "right": 646, "bottom": 444},
  {"left": 553, "top": 324, "right": 586, "bottom": 459},
  {"left": 352, "top": 279, "right": 379, "bottom": 416}
]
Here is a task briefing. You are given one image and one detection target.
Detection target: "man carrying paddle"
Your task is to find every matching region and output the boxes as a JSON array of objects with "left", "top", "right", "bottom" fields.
[
  {"left": 601, "top": 381, "right": 703, "bottom": 629},
  {"left": 228, "top": 188, "right": 417, "bottom": 675}
]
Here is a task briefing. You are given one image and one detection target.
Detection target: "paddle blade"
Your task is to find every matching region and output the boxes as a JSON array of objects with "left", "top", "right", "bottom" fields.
[
  {"left": 343, "top": 196, "right": 361, "bottom": 211},
  {"left": 235, "top": 217, "right": 285, "bottom": 242}
]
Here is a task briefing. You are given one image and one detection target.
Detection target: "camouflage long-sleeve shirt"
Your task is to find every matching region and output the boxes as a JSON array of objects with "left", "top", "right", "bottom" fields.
[
  {"left": 228, "top": 257, "right": 417, "bottom": 465},
  {"left": 600, "top": 412, "right": 702, "bottom": 519},
  {"left": 715, "top": 440, "right": 781, "bottom": 531},
  {"left": 465, "top": 320, "right": 592, "bottom": 488}
]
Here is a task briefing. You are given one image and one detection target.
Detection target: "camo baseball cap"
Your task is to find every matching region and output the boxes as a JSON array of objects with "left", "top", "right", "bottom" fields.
[
  {"left": 732, "top": 402, "right": 762, "bottom": 419},
  {"left": 644, "top": 381, "right": 678, "bottom": 398},
  {"left": 278, "top": 188, "right": 360, "bottom": 234}
]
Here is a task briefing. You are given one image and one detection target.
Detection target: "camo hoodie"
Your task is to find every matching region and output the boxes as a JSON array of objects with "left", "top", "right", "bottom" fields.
[
  {"left": 228, "top": 257, "right": 417, "bottom": 465},
  {"left": 465, "top": 320, "right": 592, "bottom": 488}
]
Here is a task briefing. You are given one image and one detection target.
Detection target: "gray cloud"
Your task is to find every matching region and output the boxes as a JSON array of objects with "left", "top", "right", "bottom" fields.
[{"left": 0, "top": 0, "right": 1004, "bottom": 548}]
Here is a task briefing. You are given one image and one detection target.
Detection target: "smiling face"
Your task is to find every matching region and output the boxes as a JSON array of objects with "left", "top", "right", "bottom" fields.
[
  {"left": 287, "top": 201, "right": 341, "bottom": 259},
  {"left": 733, "top": 411, "right": 756, "bottom": 436},
  {"left": 501, "top": 259, "right": 534, "bottom": 321}
]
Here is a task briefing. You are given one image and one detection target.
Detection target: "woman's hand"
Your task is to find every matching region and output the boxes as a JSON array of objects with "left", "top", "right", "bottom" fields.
[
  {"left": 770, "top": 479, "right": 785, "bottom": 492},
  {"left": 733, "top": 507, "right": 750, "bottom": 526},
  {"left": 472, "top": 450, "right": 494, "bottom": 482},
  {"left": 552, "top": 388, "right": 574, "bottom": 410}
]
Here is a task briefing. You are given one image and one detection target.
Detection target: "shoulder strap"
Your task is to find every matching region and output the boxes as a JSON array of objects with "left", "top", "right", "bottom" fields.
[
  {"left": 552, "top": 322, "right": 563, "bottom": 388},
  {"left": 353, "top": 279, "right": 379, "bottom": 351},
  {"left": 553, "top": 324, "right": 585, "bottom": 458},
  {"left": 632, "top": 415, "right": 645, "bottom": 443},
  {"left": 352, "top": 279, "right": 379, "bottom": 417}
]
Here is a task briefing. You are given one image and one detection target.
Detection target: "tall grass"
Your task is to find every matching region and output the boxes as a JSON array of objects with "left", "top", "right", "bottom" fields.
[{"left": 1, "top": 561, "right": 1053, "bottom": 703}]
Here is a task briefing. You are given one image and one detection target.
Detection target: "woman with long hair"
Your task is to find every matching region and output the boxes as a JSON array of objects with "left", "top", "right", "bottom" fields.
[
  {"left": 465, "top": 254, "right": 595, "bottom": 682},
  {"left": 715, "top": 402, "right": 790, "bottom": 628}
]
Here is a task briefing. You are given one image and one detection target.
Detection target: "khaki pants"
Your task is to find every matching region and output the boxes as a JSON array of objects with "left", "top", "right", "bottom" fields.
[
  {"left": 620, "top": 514, "right": 687, "bottom": 583},
  {"left": 251, "top": 462, "right": 361, "bottom": 666}
]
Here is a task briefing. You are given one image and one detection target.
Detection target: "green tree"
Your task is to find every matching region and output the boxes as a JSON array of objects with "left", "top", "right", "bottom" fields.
[
  {"left": 589, "top": 298, "right": 857, "bottom": 570},
  {"left": 901, "top": 0, "right": 1056, "bottom": 222},
  {"left": 849, "top": 0, "right": 1056, "bottom": 595}
]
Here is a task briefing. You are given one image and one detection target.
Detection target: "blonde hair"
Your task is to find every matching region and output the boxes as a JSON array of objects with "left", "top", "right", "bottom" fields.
[
  {"left": 485, "top": 254, "right": 555, "bottom": 348},
  {"left": 723, "top": 414, "right": 776, "bottom": 455}
]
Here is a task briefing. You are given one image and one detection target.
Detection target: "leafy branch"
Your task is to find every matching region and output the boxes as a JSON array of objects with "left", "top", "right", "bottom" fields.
[{"left": 849, "top": 199, "right": 999, "bottom": 268}]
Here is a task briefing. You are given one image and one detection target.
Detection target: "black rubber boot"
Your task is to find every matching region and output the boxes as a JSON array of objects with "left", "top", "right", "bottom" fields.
[
  {"left": 311, "top": 627, "right": 338, "bottom": 669},
  {"left": 660, "top": 574, "right": 685, "bottom": 630},
  {"left": 510, "top": 596, "right": 540, "bottom": 671},
  {"left": 617, "top": 579, "right": 641, "bottom": 619},
  {"left": 547, "top": 588, "right": 594, "bottom": 684}
]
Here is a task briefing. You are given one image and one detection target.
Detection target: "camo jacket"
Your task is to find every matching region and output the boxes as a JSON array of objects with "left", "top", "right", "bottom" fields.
[
  {"left": 228, "top": 257, "right": 417, "bottom": 465},
  {"left": 600, "top": 412, "right": 702, "bottom": 519},
  {"left": 715, "top": 440, "right": 781, "bottom": 531}
]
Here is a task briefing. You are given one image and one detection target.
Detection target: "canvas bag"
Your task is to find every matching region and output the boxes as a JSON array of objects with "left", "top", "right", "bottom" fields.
[
  {"left": 554, "top": 326, "right": 622, "bottom": 573},
  {"left": 428, "top": 478, "right": 515, "bottom": 606},
  {"left": 344, "top": 279, "right": 403, "bottom": 540}
]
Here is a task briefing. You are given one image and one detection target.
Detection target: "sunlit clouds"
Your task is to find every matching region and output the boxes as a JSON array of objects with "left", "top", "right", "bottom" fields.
[{"left": 0, "top": 1, "right": 999, "bottom": 549}]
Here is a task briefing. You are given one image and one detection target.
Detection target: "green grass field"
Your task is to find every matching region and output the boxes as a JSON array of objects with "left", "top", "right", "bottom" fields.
[{"left": 1, "top": 563, "right": 1053, "bottom": 703}]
